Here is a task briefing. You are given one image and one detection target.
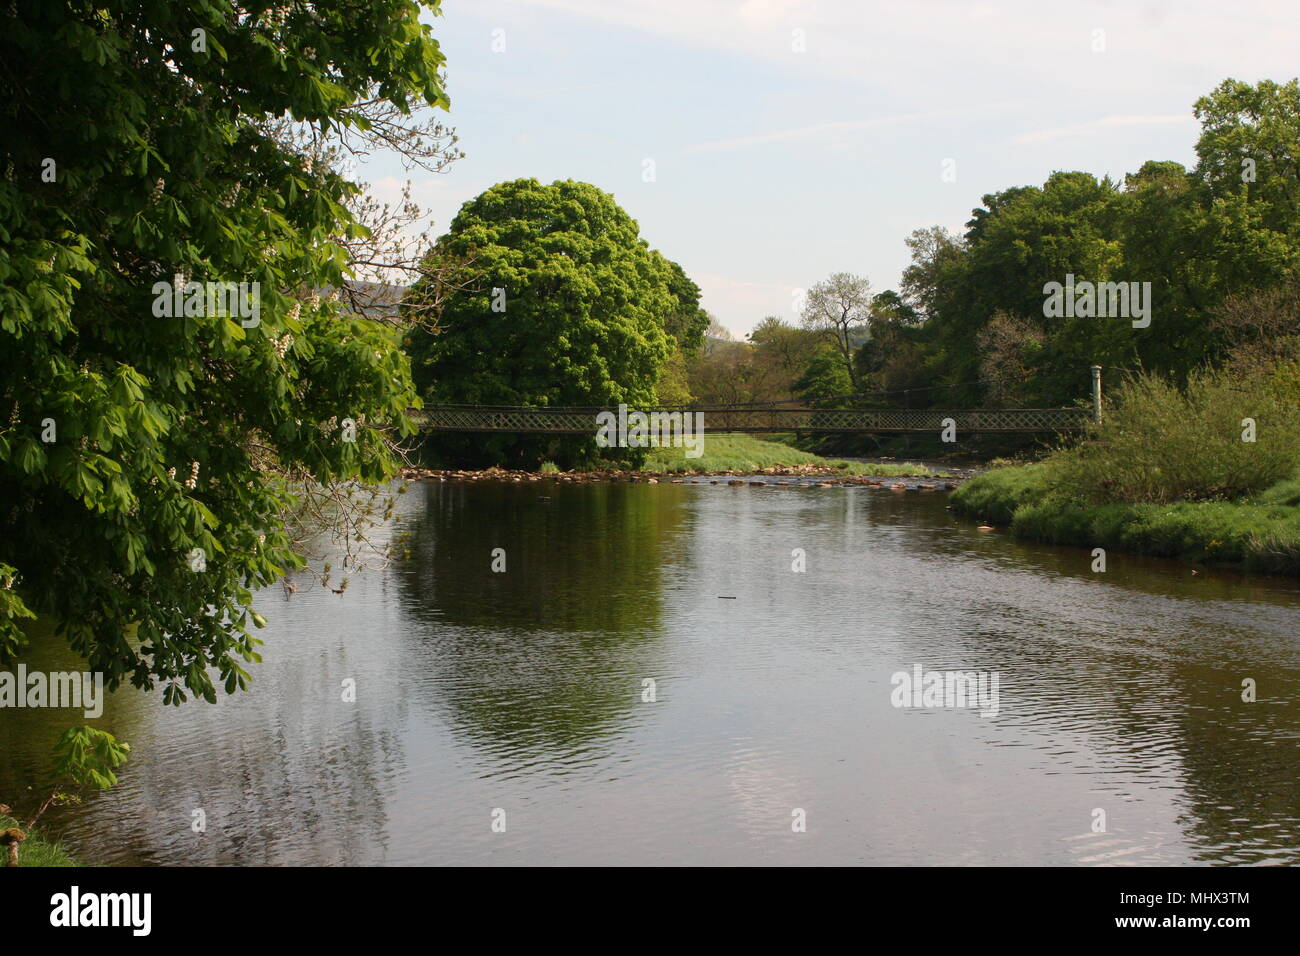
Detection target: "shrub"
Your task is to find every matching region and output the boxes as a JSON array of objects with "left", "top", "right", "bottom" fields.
[{"left": 1042, "top": 367, "right": 1300, "bottom": 504}]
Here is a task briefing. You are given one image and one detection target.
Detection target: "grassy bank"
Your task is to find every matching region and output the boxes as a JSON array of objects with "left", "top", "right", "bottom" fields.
[
  {"left": 951, "top": 365, "right": 1300, "bottom": 575},
  {"left": 0, "top": 813, "right": 77, "bottom": 867},
  {"left": 952, "top": 464, "right": 1300, "bottom": 575},
  {"left": 641, "top": 433, "right": 951, "bottom": 476}
]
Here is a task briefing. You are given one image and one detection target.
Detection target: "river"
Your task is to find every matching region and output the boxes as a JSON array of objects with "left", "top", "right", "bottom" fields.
[{"left": 2, "top": 479, "right": 1298, "bottom": 865}]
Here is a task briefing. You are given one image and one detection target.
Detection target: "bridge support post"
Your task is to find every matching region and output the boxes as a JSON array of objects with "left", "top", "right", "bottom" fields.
[{"left": 1091, "top": 365, "right": 1103, "bottom": 424}]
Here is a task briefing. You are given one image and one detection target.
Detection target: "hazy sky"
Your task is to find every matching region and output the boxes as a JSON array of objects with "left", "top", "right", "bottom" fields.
[{"left": 360, "top": 0, "right": 1300, "bottom": 338}]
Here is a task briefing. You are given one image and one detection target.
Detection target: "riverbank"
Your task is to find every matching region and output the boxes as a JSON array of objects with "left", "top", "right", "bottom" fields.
[
  {"left": 952, "top": 464, "right": 1300, "bottom": 576},
  {"left": 0, "top": 812, "right": 77, "bottom": 867},
  {"left": 404, "top": 433, "right": 961, "bottom": 483}
]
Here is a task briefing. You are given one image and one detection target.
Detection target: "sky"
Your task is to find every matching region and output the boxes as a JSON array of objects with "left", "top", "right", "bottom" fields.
[{"left": 359, "top": 0, "right": 1300, "bottom": 339}]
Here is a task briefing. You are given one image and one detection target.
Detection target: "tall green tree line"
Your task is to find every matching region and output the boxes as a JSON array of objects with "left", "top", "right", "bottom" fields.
[{"left": 895, "top": 78, "right": 1300, "bottom": 408}]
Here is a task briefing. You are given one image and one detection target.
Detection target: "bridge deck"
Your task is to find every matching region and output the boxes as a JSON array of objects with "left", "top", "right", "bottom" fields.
[{"left": 410, "top": 405, "right": 1093, "bottom": 434}]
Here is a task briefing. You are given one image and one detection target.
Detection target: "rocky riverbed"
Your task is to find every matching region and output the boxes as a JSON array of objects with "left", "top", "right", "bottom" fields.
[{"left": 398, "top": 463, "right": 966, "bottom": 491}]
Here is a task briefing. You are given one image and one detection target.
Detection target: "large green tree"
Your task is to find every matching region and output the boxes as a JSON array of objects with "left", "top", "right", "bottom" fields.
[
  {"left": 405, "top": 178, "right": 684, "bottom": 467},
  {"left": 1195, "top": 78, "right": 1300, "bottom": 237},
  {"left": 659, "top": 257, "right": 711, "bottom": 356},
  {"left": 853, "top": 291, "right": 930, "bottom": 400},
  {"left": 0, "top": 1, "right": 449, "bottom": 702}
]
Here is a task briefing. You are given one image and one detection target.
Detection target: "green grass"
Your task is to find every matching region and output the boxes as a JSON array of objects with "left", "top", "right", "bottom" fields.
[
  {"left": 945, "top": 462, "right": 1049, "bottom": 524},
  {"left": 0, "top": 813, "right": 78, "bottom": 867},
  {"left": 538, "top": 460, "right": 560, "bottom": 475},
  {"left": 1256, "top": 475, "right": 1300, "bottom": 507},
  {"left": 640, "top": 433, "right": 950, "bottom": 476},
  {"left": 952, "top": 464, "right": 1300, "bottom": 575}
]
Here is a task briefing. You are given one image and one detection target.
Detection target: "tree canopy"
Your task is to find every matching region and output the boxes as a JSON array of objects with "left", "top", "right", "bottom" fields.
[
  {"left": 405, "top": 177, "right": 699, "bottom": 467},
  {"left": 878, "top": 77, "right": 1300, "bottom": 409},
  {"left": 0, "top": 1, "right": 450, "bottom": 702},
  {"left": 681, "top": 79, "right": 1300, "bottom": 420},
  {"left": 799, "top": 271, "right": 872, "bottom": 390}
]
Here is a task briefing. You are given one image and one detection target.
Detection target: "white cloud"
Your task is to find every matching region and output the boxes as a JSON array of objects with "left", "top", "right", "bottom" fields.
[
  {"left": 694, "top": 272, "right": 803, "bottom": 337},
  {"left": 366, "top": 175, "right": 453, "bottom": 208},
  {"left": 685, "top": 110, "right": 972, "bottom": 154},
  {"left": 462, "top": 0, "right": 1300, "bottom": 104},
  {"left": 1014, "top": 114, "right": 1196, "bottom": 146}
]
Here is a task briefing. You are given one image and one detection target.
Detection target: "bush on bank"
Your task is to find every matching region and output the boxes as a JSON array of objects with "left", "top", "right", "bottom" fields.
[
  {"left": 951, "top": 366, "right": 1300, "bottom": 574},
  {"left": 1042, "top": 368, "right": 1300, "bottom": 505}
]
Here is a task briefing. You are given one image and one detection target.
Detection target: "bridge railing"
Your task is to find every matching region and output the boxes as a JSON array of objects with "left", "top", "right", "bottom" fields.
[{"left": 409, "top": 404, "right": 1094, "bottom": 434}]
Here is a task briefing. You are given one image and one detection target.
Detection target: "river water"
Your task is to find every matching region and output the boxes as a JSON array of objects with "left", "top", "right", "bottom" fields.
[{"left": 3, "top": 479, "right": 1298, "bottom": 865}]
